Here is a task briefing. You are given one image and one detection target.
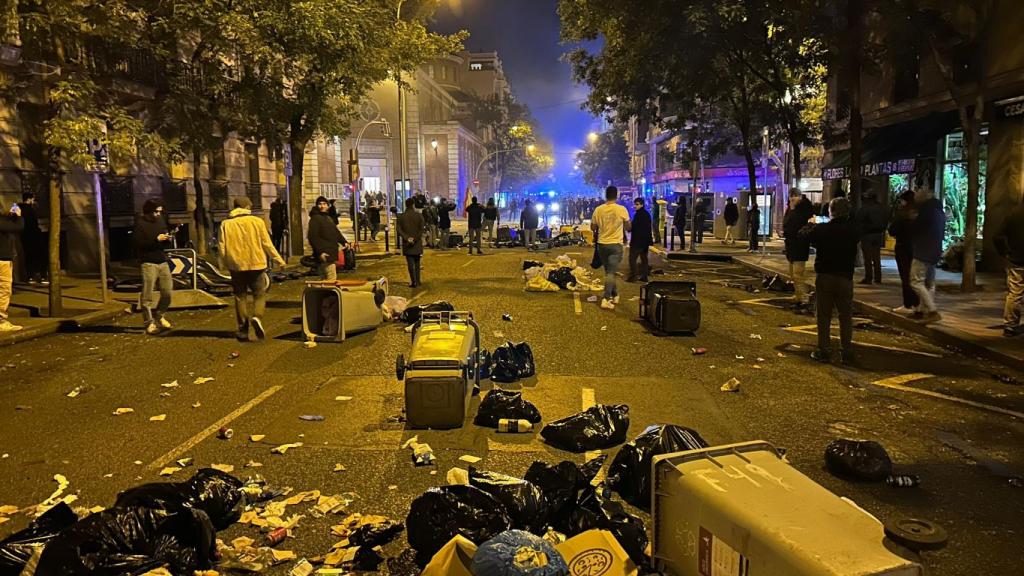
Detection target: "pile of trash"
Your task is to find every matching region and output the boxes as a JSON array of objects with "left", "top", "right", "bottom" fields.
[
  {"left": 825, "top": 438, "right": 920, "bottom": 487},
  {"left": 480, "top": 341, "right": 536, "bottom": 384},
  {"left": 523, "top": 255, "right": 604, "bottom": 293}
]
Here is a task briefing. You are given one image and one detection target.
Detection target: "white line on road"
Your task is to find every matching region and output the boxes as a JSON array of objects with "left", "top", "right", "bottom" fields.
[
  {"left": 871, "top": 374, "right": 1024, "bottom": 419},
  {"left": 147, "top": 385, "right": 283, "bottom": 470},
  {"left": 461, "top": 258, "right": 476, "bottom": 268},
  {"left": 573, "top": 292, "right": 582, "bottom": 315},
  {"left": 783, "top": 324, "right": 944, "bottom": 358}
]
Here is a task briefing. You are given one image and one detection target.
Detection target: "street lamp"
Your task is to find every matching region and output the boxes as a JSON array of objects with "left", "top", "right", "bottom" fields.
[
  {"left": 430, "top": 138, "right": 438, "bottom": 155},
  {"left": 587, "top": 132, "right": 599, "bottom": 145}
]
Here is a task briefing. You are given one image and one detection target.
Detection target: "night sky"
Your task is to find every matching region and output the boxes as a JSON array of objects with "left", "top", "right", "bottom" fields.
[{"left": 430, "top": 0, "right": 601, "bottom": 181}]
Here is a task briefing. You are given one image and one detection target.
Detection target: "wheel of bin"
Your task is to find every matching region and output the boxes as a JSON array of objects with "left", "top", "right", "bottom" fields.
[
  {"left": 395, "top": 354, "right": 406, "bottom": 381},
  {"left": 884, "top": 517, "right": 948, "bottom": 551}
]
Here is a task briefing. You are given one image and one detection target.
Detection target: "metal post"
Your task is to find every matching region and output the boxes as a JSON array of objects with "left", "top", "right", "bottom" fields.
[
  {"left": 762, "top": 128, "right": 769, "bottom": 255},
  {"left": 283, "top": 144, "right": 292, "bottom": 260},
  {"left": 92, "top": 171, "right": 109, "bottom": 304}
]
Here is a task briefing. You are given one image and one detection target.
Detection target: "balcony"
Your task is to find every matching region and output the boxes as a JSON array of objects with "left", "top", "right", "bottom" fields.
[
  {"left": 209, "top": 180, "right": 230, "bottom": 211},
  {"left": 101, "top": 176, "right": 135, "bottom": 216},
  {"left": 246, "top": 182, "right": 263, "bottom": 210},
  {"left": 80, "top": 41, "right": 160, "bottom": 87},
  {"left": 162, "top": 179, "right": 189, "bottom": 213}
]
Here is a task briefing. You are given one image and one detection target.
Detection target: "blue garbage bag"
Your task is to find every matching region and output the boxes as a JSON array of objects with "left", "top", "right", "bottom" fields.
[{"left": 472, "top": 530, "right": 568, "bottom": 576}]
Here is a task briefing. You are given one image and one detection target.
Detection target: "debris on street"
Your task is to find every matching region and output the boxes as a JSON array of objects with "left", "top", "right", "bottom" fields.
[
  {"left": 298, "top": 414, "right": 325, "bottom": 422},
  {"left": 148, "top": 414, "right": 166, "bottom": 422},
  {"left": 250, "top": 434, "right": 266, "bottom": 442},
  {"left": 161, "top": 380, "right": 179, "bottom": 389},
  {"left": 402, "top": 436, "right": 436, "bottom": 466},
  {"left": 540, "top": 405, "right": 629, "bottom": 452},
  {"left": 691, "top": 347, "right": 707, "bottom": 355},
  {"left": 112, "top": 407, "right": 134, "bottom": 416},
  {"left": 271, "top": 442, "right": 303, "bottom": 455},
  {"left": 489, "top": 341, "right": 536, "bottom": 383},
  {"left": 824, "top": 439, "right": 894, "bottom": 482},
  {"left": 217, "top": 427, "right": 234, "bottom": 440},
  {"left": 474, "top": 389, "right": 542, "bottom": 428},
  {"left": 607, "top": 424, "right": 709, "bottom": 508},
  {"left": 459, "top": 455, "right": 482, "bottom": 465},
  {"left": 720, "top": 377, "right": 741, "bottom": 392},
  {"left": 193, "top": 376, "right": 215, "bottom": 384}
]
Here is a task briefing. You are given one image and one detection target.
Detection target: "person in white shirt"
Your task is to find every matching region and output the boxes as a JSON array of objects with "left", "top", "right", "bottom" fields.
[{"left": 590, "top": 186, "right": 632, "bottom": 310}]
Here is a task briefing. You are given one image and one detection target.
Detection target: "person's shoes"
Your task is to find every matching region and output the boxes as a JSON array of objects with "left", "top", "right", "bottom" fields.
[
  {"left": 919, "top": 311, "right": 943, "bottom": 323},
  {"left": 39, "top": 280, "right": 49, "bottom": 286},
  {"left": 911, "top": 310, "right": 924, "bottom": 319},
  {"left": 158, "top": 317, "right": 172, "bottom": 330},
  {"left": 892, "top": 306, "right": 915, "bottom": 315},
  {"left": 146, "top": 323, "right": 160, "bottom": 336},
  {"left": 252, "top": 317, "right": 266, "bottom": 340},
  {"left": 611, "top": 295, "right": 620, "bottom": 305},
  {"left": 600, "top": 298, "right": 615, "bottom": 310},
  {"left": 1003, "top": 326, "right": 1018, "bottom": 337},
  {"left": 840, "top": 350, "right": 859, "bottom": 367},
  {"left": 0, "top": 321, "right": 23, "bottom": 332},
  {"left": 873, "top": 279, "right": 882, "bottom": 284},
  {"left": 810, "top": 349, "right": 831, "bottom": 363},
  {"left": 858, "top": 278, "right": 873, "bottom": 285},
  {"left": 27, "top": 279, "right": 37, "bottom": 285}
]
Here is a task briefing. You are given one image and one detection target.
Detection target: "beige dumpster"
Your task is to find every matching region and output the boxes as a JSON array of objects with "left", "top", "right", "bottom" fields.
[{"left": 652, "top": 441, "right": 922, "bottom": 576}]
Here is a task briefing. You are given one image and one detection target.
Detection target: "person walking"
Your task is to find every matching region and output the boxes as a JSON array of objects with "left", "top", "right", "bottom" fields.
[
  {"left": 995, "top": 201, "right": 1024, "bottom": 337},
  {"left": 694, "top": 198, "right": 707, "bottom": 244},
  {"left": 627, "top": 197, "right": 653, "bottom": 282},
  {"left": 723, "top": 197, "right": 739, "bottom": 244},
  {"left": 133, "top": 199, "right": 175, "bottom": 335},
  {"left": 17, "top": 193, "right": 46, "bottom": 284},
  {"left": 367, "top": 201, "right": 381, "bottom": 241},
  {"left": 783, "top": 194, "right": 814, "bottom": 308},
  {"left": 483, "top": 198, "right": 499, "bottom": 245},
  {"left": 308, "top": 196, "right": 348, "bottom": 281},
  {"left": 747, "top": 204, "right": 761, "bottom": 252},
  {"left": 910, "top": 186, "right": 945, "bottom": 323},
  {"left": 800, "top": 197, "right": 860, "bottom": 365},
  {"left": 673, "top": 198, "right": 687, "bottom": 250},
  {"left": 520, "top": 199, "right": 539, "bottom": 248},
  {"left": 887, "top": 191, "right": 919, "bottom": 315},
  {"left": 269, "top": 195, "right": 287, "bottom": 255},
  {"left": 591, "top": 186, "right": 631, "bottom": 310},
  {"left": 856, "top": 190, "right": 887, "bottom": 284},
  {"left": 396, "top": 197, "right": 425, "bottom": 287},
  {"left": 219, "top": 197, "right": 285, "bottom": 342},
  {"left": 465, "top": 196, "right": 485, "bottom": 255},
  {"left": 0, "top": 202, "right": 24, "bottom": 332}
]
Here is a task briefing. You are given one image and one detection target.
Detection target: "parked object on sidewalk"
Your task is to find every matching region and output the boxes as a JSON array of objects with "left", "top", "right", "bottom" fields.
[
  {"left": 489, "top": 341, "right": 536, "bottom": 383},
  {"left": 540, "top": 405, "right": 629, "bottom": 453},
  {"left": 469, "top": 469, "right": 550, "bottom": 534},
  {"left": 825, "top": 439, "right": 894, "bottom": 482},
  {"left": 400, "top": 300, "right": 455, "bottom": 324},
  {"left": 420, "top": 535, "right": 477, "bottom": 576},
  {"left": 472, "top": 530, "right": 568, "bottom": 576},
  {"left": 651, "top": 440, "right": 923, "bottom": 575},
  {"left": 607, "top": 424, "right": 709, "bottom": 508},
  {"left": 0, "top": 502, "right": 78, "bottom": 575},
  {"left": 475, "top": 389, "right": 542, "bottom": 428},
  {"left": 639, "top": 281, "right": 700, "bottom": 334},
  {"left": 406, "top": 485, "right": 512, "bottom": 562},
  {"left": 555, "top": 529, "right": 637, "bottom": 576}
]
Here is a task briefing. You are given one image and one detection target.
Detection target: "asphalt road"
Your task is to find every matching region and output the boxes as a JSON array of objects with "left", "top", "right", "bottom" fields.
[{"left": 1, "top": 245, "right": 1023, "bottom": 575}]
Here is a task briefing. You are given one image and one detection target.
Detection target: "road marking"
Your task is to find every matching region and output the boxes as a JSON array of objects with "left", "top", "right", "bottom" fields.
[
  {"left": 581, "top": 388, "right": 595, "bottom": 410},
  {"left": 461, "top": 259, "right": 475, "bottom": 268},
  {"left": 783, "top": 324, "right": 943, "bottom": 358},
  {"left": 147, "top": 385, "right": 283, "bottom": 470},
  {"left": 737, "top": 297, "right": 790, "bottom": 307},
  {"left": 871, "top": 375, "right": 1024, "bottom": 419},
  {"left": 406, "top": 291, "right": 424, "bottom": 306},
  {"left": 581, "top": 387, "right": 605, "bottom": 483},
  {"left": 573, "top": 292, "right": 582, "bottom": 315}
]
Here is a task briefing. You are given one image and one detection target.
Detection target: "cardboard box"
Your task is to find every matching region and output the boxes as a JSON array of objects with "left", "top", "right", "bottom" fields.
[
  {"left": 556, "top": 530, "right": 638, "bottom": 576},
  {"left": 421, "top": 535, "right": 477, "bottom": 576}
]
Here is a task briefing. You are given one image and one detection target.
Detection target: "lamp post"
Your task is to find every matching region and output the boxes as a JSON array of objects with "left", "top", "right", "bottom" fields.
[{"left": 761, "top": 125, "right": 770, "bottom": 255}]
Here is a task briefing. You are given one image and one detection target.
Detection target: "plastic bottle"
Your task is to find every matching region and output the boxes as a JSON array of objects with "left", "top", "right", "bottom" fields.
[
  {"left": 497, "top": 418, "right": 533, "bottom": 433},
  {"left": 886, "top": 474, "right": 920, "bottom": 488}
]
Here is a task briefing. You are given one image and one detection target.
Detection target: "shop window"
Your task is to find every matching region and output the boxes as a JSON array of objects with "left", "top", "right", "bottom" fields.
[{"left": 940, "top": 131, "right": 986, "bottom": 247}]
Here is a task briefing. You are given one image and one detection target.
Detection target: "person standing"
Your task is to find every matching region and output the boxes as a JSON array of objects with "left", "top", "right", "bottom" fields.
[
  {"left": 591, "top": 186, "right": 631, "bottom": 310},
  {"left": 465, "top": 196, "right": 485, "bottom": 255},
  {"left": 367, "top": 201, "right": 381, "bottom": 241},
  {"left": 17, "top": 193, "right": 46, "bottom": 284},
  {"left": 856, "top": 191, "right": 887, "bottom": 284},
  {"left": 910, "top": 186, "right": 945, "bottom": 323},
  {"left": 747, "top": 204, "right": 761, "bottom": 252},
  {"left": 887, "top": 191, "right": 919, "bottom": 314},
  {"left": 326, "top": 199, "right": 340, "bottom": 226},
  {"left": 0, "top": 203, "right": 24, "bottom": 332},
  {"left": 694, "top": 198, "right": 707, "bottom": 244},
  {"left": 396, "top": 197, "right": 425, "bottom": 287},
  {"left": 995, "top": 201, "right": 1024, "bottom": 337},
  {"left": 219, "top": 197, "right": 285, "bottom": 342},
  {"left": 800, "top": 197, "right": 860, "bottom": 365},
  {"left": 783, "top": 194, "right": 814, "bottom": 308},
  {"left": 133, "top": 199, "right": 174, "bottom": 335},
  {"left": 627, "top": 197, "right": 653, "bottom": 282},
  {"left": 673, "top": 199, "right": 687, "bottom": 250},
  {"left": 269, "top": 195, "right": 287, "bottom": 255},
  {"left": 437, "top": 198, "right": 453, "bottom": 250},
  {"left": 423, "top": 200, "right": 439, "bottom": 248},
  {"left": 483, "top": 198, "right": 499, "bottom": 245},
  {"left": 520, "top": 199, "right": 539, "bottom": 248},
  {"left": 723, "top": 197, "right": 739, "bottom": 244},
  {"left": 308, "top": 196, "right": 348, "bottom": 281}
]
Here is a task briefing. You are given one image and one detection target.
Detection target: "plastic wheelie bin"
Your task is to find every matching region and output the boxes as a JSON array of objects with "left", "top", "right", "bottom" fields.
[
  {"left": 301, "top": 278, "right": 388, "bottom": 342},
  {"left": 396, "top": 311, "right": 481, "bottom": 429},
  {"left": 651, "top": 441, "right": 923, "bottom": 576}
]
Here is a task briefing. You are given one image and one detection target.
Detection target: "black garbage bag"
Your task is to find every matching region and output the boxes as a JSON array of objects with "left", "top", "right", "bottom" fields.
[
  {"left": 547, "top": 267, "right": 576, "bottom": 290},
  {"left": 825, "top": 439, "right": 893, "bottom": 482},
  {"left": 490, "top": 341, "right": 536, "bottom": 383},
  {"left": 349, "top": 519, "right": 405, "bottom": 548},
  {"left": 406, "top": 485, "right": 512, "bottom": 563},
  {"left": 114, "top": 468, "right": 245, "bottom": 530},
  {"left": 478, "top": 349, "right": 493, "bottom": 380},
  {"left": 472, "top": 530, "right": 569, "bottom": 576},
  {"left": 568, "top": 487, "right": 649, "bottom": 566},
  {"left": 0, "top": 503, "right": 78, "bottom": 576},
  {"left": 522, "top": 260, "right": 543, "bottom": 271},
  {"left": 523, "top": 456, "right": 606, "bottom": 530},
  {"left": 607, "top": 424, "right": 709, "bottom": 508},
  {"left": 469, "top": 468, "right": 549, "bottom": 534},
  {"left": 540, "top": 405, "right": 630, "bottom": 453},
  {"left": 762, "top": 273, "right": 795, "bottom": 292},
  {"left": 474, "top": 389, "right": 542, "bottom": 428},
  {"left": 400, "top": 300, "right": 455, "bottom": 324},
  {"left": 35, "top": 506, "right": 216, "bottom": 576}
]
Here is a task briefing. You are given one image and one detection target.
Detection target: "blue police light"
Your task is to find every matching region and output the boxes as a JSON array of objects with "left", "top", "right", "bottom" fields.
[
  {"left": 548, "top": 190, "right": 556, "bottom": 197},
  {"left": 550, "top": 202, "right": 560, "bottom": 212},
  {"left": 536, "top": 203, "right": 546, "bottom": 212}
]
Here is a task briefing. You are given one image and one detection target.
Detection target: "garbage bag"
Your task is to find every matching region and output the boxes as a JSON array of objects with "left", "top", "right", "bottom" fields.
[
  {"left": 607, "top": 424, "right": 709, "bottom": 508},
  {"left": 555, "top": 255, "right": 576, "bottom": 268},
  {"left": 474, "top": 389, "right": 542, "bottom": 428},
  {"left": 567, "top": 488, "right": 648, "bottom": 566},
  {"left": 400, "top": 300, "right": 455, "bottom": 324},
  {"left": 490, "top": 342, "right": 536, "bottom": 384},
  {"left": 469, "top": 469, "right": 549, "bottom": 534},
  {"left": 478, "top": 349, "right": 493, "bottom": 380},
  {"left": 525, "top": 275, "right": 560, "bottom": 292},
  {"left": 524, "top": 456, "right": 606, "bottom": 528},
  {"left": 472, "top": 530, "right": 568, "bottom": 576},
  {"left": 540, "top": 405, "right": 630, "bottom": 453},
  {"left": 824, "top": 439, "right": 893, "bottom": 482},
  {"left": 406, "top": 486, "right": 512, "bottom": 563},
  {"left": 349, "top": 518, "right": 405, "bottom": 548},
  {"left": 0, "top": 503, "right": 78, "bottom": 576},
  {"left": 382, "top": 295, "right": 410, "bottom": 321},
  {"left": 590, "top": 244, "right": 602, "bottom": 269},
  {"left": 35, "top": 506, "right": 217, "bottom": 575},
  {"left": 114, "top": 468, "right": 245, "bottom": 530},
  {"left": 523, "top": 260, "right": 544, "bottom": 271},
  {"left": 547, "top": 267, "right": 576, "bottom": 290}
]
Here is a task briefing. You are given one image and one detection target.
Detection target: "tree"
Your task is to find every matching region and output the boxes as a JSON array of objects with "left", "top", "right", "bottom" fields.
[
  {"left": 575, "top": 128, "right": 629, "bottom": 189},
  {"left": 469, "top": 95, "right": 552, "bottom": 196}
]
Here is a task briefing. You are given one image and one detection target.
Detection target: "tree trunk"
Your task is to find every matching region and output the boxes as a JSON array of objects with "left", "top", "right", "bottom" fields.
[
  {"left": 961, "top": 107, "right": 982, "bottom": 291},
  {"left": 742, "top": 139, "right": 759, "bottom": 206},
  {"left": 288, "top": 139, "right": 307, "bottom": 256},
  {"left": 47, "top": 150, "right": 62, "bottom": 317},
  {"left": 788, "top": 134, "right": 803, "bottom": 182},
  {"left": 191, "top": 148, "right": 208, "bottom": 256}
]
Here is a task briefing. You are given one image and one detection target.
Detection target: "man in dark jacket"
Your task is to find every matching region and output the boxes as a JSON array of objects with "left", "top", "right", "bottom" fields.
[
  {"left": 396, "top": 198, "right": 425, "bottom": 287},
  {"left": 437, "top": 198, "right": 453, "bottom": 249},
  {"left": 910, "top": 187, "right": 946, "bottom": 323},
  {"left": 747, "top": 204, "right": 761, "bottom": 252},
  {"left": 800, "top": 197, "right": 860, "bottom": 365},
  {"left": 723, "top": 197, "right": 739, "bottom": 244},
  {"left": 627, "top": 197, "right": 653, "bottom": 282},
  {"left": 996, "top": 202, "right": 1024, "bottom": 337},
  {"left": 307, "top": 196, "right": 348, "bottom": 280},
  {"left": 465, "top": 196, "right": 485, "bottom": 255},
  {"left": 887, "top": 191, "right": 918, "bottom": 314},
  {"left": 269, "top": 195, "right": 288, "bottom": 255},
  {"left": 856, "top": 191, "right": 887, "bottom": 284},
  {"left": 520, "top": 200, "right": 539, "bottom": 248},
  {"left": 1, "top": 203, "right": 25, "bottom": 332},
  {"left": 483, "top": 198, "right": 499, "bottom": 245},
  {"left": 17, "top": 193, "right": 46, "bottom": 284},
  {"left": 783, "top": 195, "right": 814, "bottom": 307},
  {"left": 133, "top": 199, "right": 175, "bottom": 335},
  {"left": 673, "top": 200, "right": 687, "bottom": 250},
  {"left": 693, "top": 199, "right": 707, "bottom": 244}
]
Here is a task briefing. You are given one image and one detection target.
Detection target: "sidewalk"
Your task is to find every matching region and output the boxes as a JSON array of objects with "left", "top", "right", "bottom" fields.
[{"left": 1, "top": 276, "right": 128, "bottom": 347}]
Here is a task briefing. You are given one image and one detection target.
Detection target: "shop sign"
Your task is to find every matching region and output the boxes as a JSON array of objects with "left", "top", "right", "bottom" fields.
[
  {"left": 822, "top": 158, "right": 917, "bottom": 180},
  {"left": 997, "top": 98, "right": 1024, "bottom": 118},
  {"left": 945, "top": 133, "right": 964, "bottom": 162}
]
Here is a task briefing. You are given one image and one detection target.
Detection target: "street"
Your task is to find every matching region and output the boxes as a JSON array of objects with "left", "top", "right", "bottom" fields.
[{"left": 1, "top": 246, "right": 1023, "bottom": 575}]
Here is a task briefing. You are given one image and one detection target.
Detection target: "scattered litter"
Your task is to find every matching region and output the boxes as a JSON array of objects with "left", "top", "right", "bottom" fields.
[
  {"left": 229, "top": 351, "right": 240, "bottom": 359},
  {"left": 159, "top": 392, "right": 172, "bottom": 398},
  {"left": 211, "top": 464, "right": 235, "bottom": 474},
  {"left": 272, "top": 443, "right": 303, "bottom": 455},
  {"left": 134, "top": 461, "right": 142, "bottom": 465},
  {"left": 66, "top": 387, "right": 85, "bottom": 398},
  {"left": 388, "top": 485, "right": 398, "bottom": 490},
  {"left": 158, "top": 467, "right": 181, "bottom": 477},
  {"left": 333, "top": 464, "right": 346, "bottom": 473},
  {"left": 299, "top": 415, "right": 325, "bottom": 422},
  {"left": 469, "top": 470, "right": 549, "bottom": 533},
  {"left": 176, "top": 458, "right": 193, "bottom": 467},
  {"left": 403, "top": 436, "right": 436, "bottom": 466},
  {"left": 752, "top": 365, "right": 763, "bottom": 370},
  {"left": 289, "top": 559, "right": 314, "bottom": 576},
  {"left": 245, "top": 461, "right": 263, "bottom": 468},
  {"left": 825, "top": 439, "right": 893, "bottom": 482},
  {"left": 749, "top": 333, "right": 762, "bottom": 340},
  {"left": 473, "top": 530, "right": 568, "bottom": 576},
  {"left": 250, "top": 435, "right": 266, "bottom": 442},
  {"left": 112, "top": 408, "right": 134, "bottom": 416},
  {"left": 407, "top": 485, "right": 511, "bottom": 560},
  {"left": 502, "top": 314, "right": 513, "bottom": 322},
  {"left": 161, "top": 380, "right": 179, "bottom": 389},
  {"left": 459, "top": 455, "right": 482, "bottom": 465},
  {"left": 734, "top": 355, "right": 744, "bottom": 360},
  {"left": 601, "top": 326, "right": 607, "bottom": 331},
  {"left": 149, "top": 414, "right": 166, "bottom": 422},
  {"left": 886, "top": 474, "right": 921, "bottom": 488},
  {"left": 756, "top": 357, "right": 765, "bottom": 362},
  {"left": 586, "top": 295, "right": 598, "bottom": 302},
  {"left": 628, "top": 296, "right": 639, "bottom": 301},
  {"left": 777, "top": 352, "right": 787, "bottom": 358},
  {"left": 446, "top": 468, "right": 470, "bottom": 485},
  {"left": 334, "top": 396, "right": 353, "bottom": 401},
  {"left": 303, "top": 341, "right": 317, "bottom": 349},
  {"left": 193, "top": 377, "right": 214, "bottom": 384},
  {"left": 541, "top": 404, "right": 629, "bottom": 452},
  {"left": 489, "top": 341, "right": 536, "bottom": 383},
  {"left": 720, "top": 378, "right": 741, "bottom": 392},
  {"left": 493, "top": 331, "right": 505, "bottom": 339},
  {"left": 14, "top": 404, "right": 31, "bottom": 411},
  {"left": 192, "top": 402, "right": 202, "bottom": 408},
  {"left": 217, "top": 427, "right": 234, "bottom": 440},
  {"left": 498, "top": 419, "right": 534, "bottom": 433},
  {"left": 474, "top": 389, "right": 542, "bottom": 428},
  {"left": 691, "top": 347, "right": 706, "bottom": 355}
]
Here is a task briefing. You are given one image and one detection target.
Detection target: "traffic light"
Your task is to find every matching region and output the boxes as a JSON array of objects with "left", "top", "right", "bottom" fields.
[{"left": 348, "top": 149, "right": 360, "bottom": 183}]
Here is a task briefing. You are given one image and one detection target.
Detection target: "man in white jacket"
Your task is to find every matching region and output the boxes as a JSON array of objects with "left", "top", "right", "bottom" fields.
[{"left": 220, "top": 197, "right": 286, "bottom": 341}]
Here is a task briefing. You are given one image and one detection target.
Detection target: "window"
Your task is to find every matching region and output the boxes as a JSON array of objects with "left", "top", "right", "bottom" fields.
[
  {"left": 428, "top": 65, "right": 434, "bottom": 77},
  {"left": 245, "top": 143, "right": 260, "bottom": 184},
  {"left": 210, "top": 147, "right": 227, "bottom": 180},
  {"left": 441, "top": 65, "right": 448, "bottom": 80},
  {"left": 470, "top": 63, "right": 483, "bottom": 71}
]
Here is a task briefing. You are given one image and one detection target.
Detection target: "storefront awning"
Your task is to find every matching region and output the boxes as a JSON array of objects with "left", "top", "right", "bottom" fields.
[{"left": 822, "top": 111, "right": 960, "bottom": 180}]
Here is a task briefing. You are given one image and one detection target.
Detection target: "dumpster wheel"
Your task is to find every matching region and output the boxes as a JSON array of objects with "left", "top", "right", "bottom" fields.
[{"left": 884, "top": 517, "right": 948, "bottom": 551}]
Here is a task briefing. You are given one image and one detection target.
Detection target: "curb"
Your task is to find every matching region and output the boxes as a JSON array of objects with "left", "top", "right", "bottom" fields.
[
  {"left": 733, "top": 257, "right": 1024, "bottom": 373},
  {"left": 0, "top": 305, "right": 126, "bottom": 348}
]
